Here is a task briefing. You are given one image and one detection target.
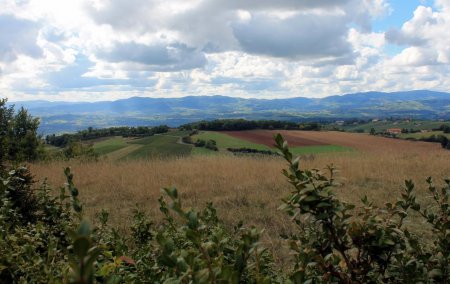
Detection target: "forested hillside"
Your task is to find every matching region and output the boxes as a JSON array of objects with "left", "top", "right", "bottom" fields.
[{"left": 11, "top": 90, "right": 450, "bottom": 134}]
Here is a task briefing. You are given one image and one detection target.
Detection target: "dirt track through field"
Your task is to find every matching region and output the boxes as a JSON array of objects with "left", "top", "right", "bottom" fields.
[{"left": 105, "top": 144, "right": 142, "bottom": 160}]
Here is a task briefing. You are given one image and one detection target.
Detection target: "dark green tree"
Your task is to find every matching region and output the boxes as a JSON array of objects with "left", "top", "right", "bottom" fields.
[
  {"left": 0, "top": 99, "right": 14, "bottom": 165},
  {"left": 8, "top": 107, "right": 41, "bottom": 161},
  {"left": 1, "top": 100, "right": 42, "bottom": 163},
  {"left": 438, "top": 135, "right": 449, "bottom": 149}
]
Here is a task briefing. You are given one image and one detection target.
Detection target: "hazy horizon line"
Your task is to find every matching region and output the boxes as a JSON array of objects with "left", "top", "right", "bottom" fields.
[{"left": 8, "top": 89, "right": 448, "bottom": 104}]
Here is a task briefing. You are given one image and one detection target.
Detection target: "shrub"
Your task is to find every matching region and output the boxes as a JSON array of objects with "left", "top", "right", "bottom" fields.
[
  {"left": 274, "top": 134, "right": 450, "bottom": 282},
  {"left": 227, "top": 147, "right": 278, "bottom": 156},
  {"left": 205, "top": 139, "right": 218, "bottom": 151},
  {"left": 181, "top": 135, "right": 192, "bottom": 144},
  {"left": 194, "top": 139, "right": 206, "bottom": 147},
  {"left": 439, "top": 124, "right": 450, "bottom": 133},
  {"left": 439, "top": 135, "right": 449, "bottom": 149},
  {"left": 62, "top": 141, "right": 99, "bottom": 161},
  {"left": 1, "top": 166, "right": 38, "bottom": 224},
  {"left": 194, "top": 139, "right": 218, "bottom": 151},
  {"left": 0, "top": 166, "right": 83, "bottom": 282}
]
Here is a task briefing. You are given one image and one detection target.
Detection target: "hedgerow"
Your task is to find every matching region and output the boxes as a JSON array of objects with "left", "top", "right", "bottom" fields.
[{"left": 0, "top": 134, "right": 449, "bottom": 283}]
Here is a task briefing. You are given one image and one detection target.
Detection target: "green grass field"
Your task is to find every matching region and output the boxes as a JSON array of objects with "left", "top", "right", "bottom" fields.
[
  {"left": 125, "top": 135, "right": 191, "bottom": 160},
  {"left": 92, "top": 137, "right": 128, "bottom": 155},
  {"left": 192, "top": 132, "right": 270, "bottom": 151},
  {"left": 128, "top": 136, "right": 159, "bottom": 145},
  {"left": 162, "top": 130, "right": 193, "bottom": 137},
  {"left": 89, "top": 134, "right": 193, "bottom": 160},
  {"left": 89, "top": 130, "right": 354, "bottom": 159},
  {"left": 192, "top": 131, "right": 352, "bottom": 155},
  {"left": 290, "top": 145, "right": 352, "bottom": 155},
  {"left": 44, "top": 144, "right": 62, "bottom": 153},
  {"left": 191, "top": 146, "right": 220, "bottom": 155}
]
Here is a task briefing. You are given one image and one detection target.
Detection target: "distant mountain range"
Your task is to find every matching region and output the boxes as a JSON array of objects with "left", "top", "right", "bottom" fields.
[{"left": 9, "top": 90, "right": 450, "bottom": 134}]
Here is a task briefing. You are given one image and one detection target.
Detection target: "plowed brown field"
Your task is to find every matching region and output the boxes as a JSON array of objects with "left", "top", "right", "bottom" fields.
[
  {"left": 223, "top": 130, "right": 328, "bottom": 147},
  {"left": 224, "top": 130, "right": 446, "bottom": 154}
]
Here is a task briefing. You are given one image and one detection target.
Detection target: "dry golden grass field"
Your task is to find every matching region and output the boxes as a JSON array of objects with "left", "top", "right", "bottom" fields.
[{"left": 31, "top": 131, "right": 450, "bottom": 261}]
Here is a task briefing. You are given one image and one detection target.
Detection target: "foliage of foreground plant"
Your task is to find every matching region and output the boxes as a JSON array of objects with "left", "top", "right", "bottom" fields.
[{"left": 1, "top": 135, "right": 449, "bottom": 283}]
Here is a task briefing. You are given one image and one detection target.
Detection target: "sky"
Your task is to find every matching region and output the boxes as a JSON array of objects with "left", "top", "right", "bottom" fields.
[{"left": 1, "top": 0, "right": 450, "bottom": 102}]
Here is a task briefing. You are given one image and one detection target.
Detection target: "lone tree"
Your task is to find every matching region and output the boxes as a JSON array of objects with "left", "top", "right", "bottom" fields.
[
  {"left": 0, "top": 99, "right": 42, "bottom": 163},
  {"left": 0, "top": 99, "right": 14, "bottom": 164}
]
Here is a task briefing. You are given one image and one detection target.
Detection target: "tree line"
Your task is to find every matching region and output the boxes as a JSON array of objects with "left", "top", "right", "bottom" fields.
[
  {"left": 45, "top": 125, "right": 169, "bottom": 147},
  {"left": 181, "top": 119, "right": 321, "bottom": 131}
]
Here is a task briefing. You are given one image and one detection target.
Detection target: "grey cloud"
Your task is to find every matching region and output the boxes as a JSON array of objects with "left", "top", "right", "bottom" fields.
[
  {"left": 87, "top": 0, "right": 350, "bottom": 29},
  {"left": 232, "top": 13, "right": 353, "bottom": 61},
  {"left": 189, "top": 0, "right": 348, "bottom": 11},
  {"left": 85, "top": 0, "right": 159, "bottom": 31},
  {"left": 0, "top": 15, "right": 42, "bottom": 62},
  {"left": 44, "top": 55, "right": 156, "bottom": 90},
  {"left": 98, "top": 42, "right": 207, "bottom": 71},
  {"left": 166, "top": 0, "right": 354, "bottom": 50},
  {"left": 211, "top": 76, "right": 281, "bottom": 91},
  {"left": 85, "top": 0, "right": 373, "bottom": 63},
  {"left": 45, "top": 56, "right": 123, "bottom": 89},
  {"left": 222, "top": 0, "right": 348, "bottom": 10},
  {"left": 385, "top": 28, "right": 427, "bottom": 46},
  {"left": 312, "top": 53, "right": 357, "bottom": 67}
]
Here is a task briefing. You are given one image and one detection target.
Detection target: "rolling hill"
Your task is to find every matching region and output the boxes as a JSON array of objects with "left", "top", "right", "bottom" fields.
[{"left": 9, "top": 90, "right": 450, "bottom": 134}]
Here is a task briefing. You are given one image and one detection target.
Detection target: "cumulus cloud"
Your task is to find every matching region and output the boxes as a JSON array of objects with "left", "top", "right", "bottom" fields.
[
  {"left": 97, "top": 42, "right": 206, "bottom": 71},
  {"left": 385, "top": 28, "right": 427, "bottom": 46},
  {"left": 232, "top": 13, "right": 353, "bottom": 61},
  {"left": 391, "top": 47, "right": 440, "bottom": 66},
  {"left": 0, "top": 15, "right": 42, "bottom": 62},
  {"left": 386, "top": 4, "right": 450, "bottom": 66},
  {"left": 86, "top": 0, "right": 380, "bottom": 60},
  {"left": 385, "top": 6, "right": 435, "bottom": 46},
  {"left": 1, "top": 0, "right": 450, "bottom": 101}
]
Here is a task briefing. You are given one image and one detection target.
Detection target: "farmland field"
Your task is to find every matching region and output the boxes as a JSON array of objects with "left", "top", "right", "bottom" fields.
[
  {"left": 32, "top": 131, "right": 450, "bottom": 243},
  {"left": 334, "top": 119, "right": 447, "bottom": 133},
  {"left": 89, "top": 133, "right": 193, "bottom": 160},
  {"left": 223, "top": 130, "right": 328, "bottom": 147},
  {"left": 92, "top": 136, "right": 129, "bottom": 155},
  {"left": 32, "top": 132, "right": 450, "bottom": 262},
  {"left": 192, "top": 130, "right": 353, "bottom": 154},
  {"left": 87, "top": 129, "right": 447, "bottom": 160},
  {"left": 30, "top": 129, "right": 450, "bottom": 269},
  {"left": 125, "top": 135, "right": 191, "bottom": 160},
  {"left": 192, "top": 131, "right": 270, "bottom": 150},
  {"left": 398, "top": 130, "right": 450, "bottom": 139}
]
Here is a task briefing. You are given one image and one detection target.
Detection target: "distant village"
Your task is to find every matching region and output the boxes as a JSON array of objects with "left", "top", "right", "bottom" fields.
[{"left": 332, "top": 117, "right": 447, "bottom": 136}]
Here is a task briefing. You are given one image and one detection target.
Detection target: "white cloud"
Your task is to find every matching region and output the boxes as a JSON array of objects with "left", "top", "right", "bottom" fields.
[
  {"left": 0, "top": 0, "right": 450, "bottom": 101},
  {"left": 0, "top": 15, "right": 43, "bottom": 62},
  {"left": 390, "top": 47, "right": 439, "bottom": 66}
]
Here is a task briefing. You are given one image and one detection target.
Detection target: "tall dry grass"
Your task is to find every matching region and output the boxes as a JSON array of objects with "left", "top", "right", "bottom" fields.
[{"left": 29, "top": 133, "right": 450, "bottom": 264}]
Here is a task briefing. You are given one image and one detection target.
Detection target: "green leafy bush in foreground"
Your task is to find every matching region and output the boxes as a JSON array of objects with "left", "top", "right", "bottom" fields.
[{"left": 1, "top": 134, "right": 449, "bottom": 283}]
